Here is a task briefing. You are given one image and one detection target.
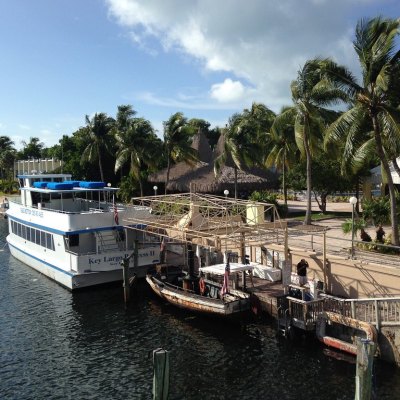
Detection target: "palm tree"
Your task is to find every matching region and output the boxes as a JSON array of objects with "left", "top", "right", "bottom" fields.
[
  {"left": 19, "top": 137, "right": 44, "bottom": 159},
  {"left": 82, "top": 113, "right": 115, "bottom": 182},
  {"left": 267, "top": 107, "right": 298, "bottom": 206},
  {"left": 115, "top": 118, "right": 158, "bottom": 197},
  {"left": 0, "top": 136, "right": 14, "bottom": 152},
  {"left": 115, "top": 104, "right": 136, "bottom": 134},
  {"left": 324, "top": 17, "right": 400, "bottom": 245},
  {"left": 163, "top": 112, "right": 198, "bottom": 194},
  {"left": 274, "top": 59, "right": 348, "bottom": 224},
  {"left": 215, "top": 103, "right": 274, "bottom": 199}
]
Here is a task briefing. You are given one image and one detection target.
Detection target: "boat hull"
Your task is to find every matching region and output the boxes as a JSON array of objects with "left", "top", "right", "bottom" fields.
[
  {"left": 8, "top": 240, "right": 152, "bottom": 290},
  {"left": 146, "top": 275, "right": 250, "bottom": 317}
]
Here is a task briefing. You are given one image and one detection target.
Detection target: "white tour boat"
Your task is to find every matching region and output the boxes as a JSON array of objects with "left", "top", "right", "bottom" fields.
[{"left": 6, "top": 173, "right": 160, "bottom": 290}]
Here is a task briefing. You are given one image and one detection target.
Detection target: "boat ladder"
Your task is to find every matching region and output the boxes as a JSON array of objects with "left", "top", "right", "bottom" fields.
[
  {"left": 277, "top": 306, "right": 291, "bottom": 337},
  {"left": 95, "top": 231, "right": 121, "bottom": 252}
]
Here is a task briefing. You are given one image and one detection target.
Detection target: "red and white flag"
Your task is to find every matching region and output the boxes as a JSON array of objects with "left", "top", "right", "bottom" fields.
[{"left": 113, "top": 195, "right": 119, "bottom": 225}]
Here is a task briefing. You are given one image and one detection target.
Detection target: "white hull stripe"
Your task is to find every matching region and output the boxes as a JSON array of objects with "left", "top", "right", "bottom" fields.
[{"left": 8, "top": 241, "right": 75, "bottom": 277}]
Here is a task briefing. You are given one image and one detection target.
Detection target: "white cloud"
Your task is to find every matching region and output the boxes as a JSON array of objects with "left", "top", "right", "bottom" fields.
[
  {"left": 210, "top": 79, "right": 246, "bottom": 103},
  {"left": 18, "top": 124, "right": 31, "bottom": 130},
  {"left": 106, "top": 0, "right": 371, "bottom": 111}
]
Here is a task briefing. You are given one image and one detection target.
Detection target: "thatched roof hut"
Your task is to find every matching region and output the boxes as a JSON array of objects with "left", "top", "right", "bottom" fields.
[{"left": 148, "top": 130, "right": 278, "bottom": 195}]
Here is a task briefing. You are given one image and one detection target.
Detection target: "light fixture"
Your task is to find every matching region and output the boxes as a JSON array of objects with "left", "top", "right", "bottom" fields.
[
  {"left": 349, "top": 196, "right": 357, "bottom": 259},
  {"left": 153, "top": 186, "right": 158, "bottom": 196}
]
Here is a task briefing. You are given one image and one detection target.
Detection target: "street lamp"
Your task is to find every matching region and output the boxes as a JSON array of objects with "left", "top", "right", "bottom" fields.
[
  {"left": 349, "top": 196, "right": 358, "bottom": 259},
  {"left": 224, "top": 189, "right": 229, "bottom": 199},
  {"left": 153, "top": 186, "right": 158, "bottom": 196}
]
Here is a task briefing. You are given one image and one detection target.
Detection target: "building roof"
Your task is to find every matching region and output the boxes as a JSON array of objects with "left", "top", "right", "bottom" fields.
[{"left": 148, "top": 131, "right": 278, "bottom": 194}]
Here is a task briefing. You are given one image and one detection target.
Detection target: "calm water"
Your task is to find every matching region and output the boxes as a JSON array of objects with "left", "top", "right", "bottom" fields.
[{"left": 1, "top": 219, "right": 400, "bottom": 400}]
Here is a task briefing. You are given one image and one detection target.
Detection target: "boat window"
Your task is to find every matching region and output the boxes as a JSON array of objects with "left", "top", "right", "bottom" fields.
[
  {"left": 40, "top": 231, "right": 46, "bottom": 247},
  {"left": 69, "top": 234, "right": 79, "bottom": 247},
  {"left": 35, "top": 231, "right": 40, "bottom": 245},
  {"left": 10, "top": 220, "right": 55, "bottom": 251},
  {"left": 46, "top": 233, "right": 55, "bottom": 251},
  {"left": 31, "top": 192, "right": 41, "bottom": 205}
]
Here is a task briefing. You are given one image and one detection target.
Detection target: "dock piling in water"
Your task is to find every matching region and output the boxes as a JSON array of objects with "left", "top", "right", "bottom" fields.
[
  {"left": 152, "top": 348, "right": 169, "bottom": 400},
  {"left": 355, "top": 338, "right": 376, "bottom": 400}
]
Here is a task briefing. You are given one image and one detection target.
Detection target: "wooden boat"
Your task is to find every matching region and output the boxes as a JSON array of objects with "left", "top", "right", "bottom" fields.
[{"left": 146, "top": 262, "right": 254, "bottom": 317}]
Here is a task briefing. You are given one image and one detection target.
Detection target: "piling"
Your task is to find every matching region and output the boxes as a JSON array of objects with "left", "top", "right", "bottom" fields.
[
  {"left": 355, "top": 338, "right": 376, "bottom": 400},
  {"left": 153, "top": 348, "right": 169, "bottom": 400},
  {"left": 121, "top": 240, "right": 139, "bottom": 306},
  {"left": 121, "top": 256, "right": 130, "bottom": 305}
]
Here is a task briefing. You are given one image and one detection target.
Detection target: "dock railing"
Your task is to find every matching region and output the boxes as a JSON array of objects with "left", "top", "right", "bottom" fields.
[
  {"left": 286, "top": 227, "right": 400, "bottom": 268},
  {"left": 278, "top": 293, "right": 400, "bottom": 333},
  {"left": 278, "top": 296, "right": 325, "bottom": 331},
  {"left": 320, "top": 293, "right": 400, "bottom": 331}
]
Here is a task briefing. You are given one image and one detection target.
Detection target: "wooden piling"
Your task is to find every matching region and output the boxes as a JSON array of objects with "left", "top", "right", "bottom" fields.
[
  {"left": 153, "top": 348, "right": 169, "bottom": 400},
  {"left": 355, "top": 338, "right": 376, "bottom": 400},
  {"left": 122, "top": 256, "right": 130, "bottom": 305},
  {"left": 121, "top": 240, "right": 139, "bottom": 306}
]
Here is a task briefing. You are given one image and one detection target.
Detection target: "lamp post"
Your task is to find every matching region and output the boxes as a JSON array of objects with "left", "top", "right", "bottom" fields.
[
  {"left": 349, "top": 196, "right": 358, "bottom": 259},
  {"left": 153, "top": 186, "right": 158, "bottom": 196},
  {"left": 224, "top": 189, "right": 229, "bottom": 199}
]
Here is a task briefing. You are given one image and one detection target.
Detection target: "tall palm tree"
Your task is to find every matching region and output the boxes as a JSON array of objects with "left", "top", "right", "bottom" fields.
[
  {"left": 82, "top": 112, "right": 115, "bottom": 182},
  {"left": 215, "top": 103, "right": 274, "bottom": 199},
  {"left": 115, "top": 104, "right": 136, "bottom": 134},
  {"left": 163, "top": 112, "right": 198, "bottom": 194},
  {"left": 274, "top": 59, "right": 348, "bottom": 224},
  {"left": 267, "top": 107, "right": 298, "bottom": 206},
  {"left": 324, "top": 17, "right": 400, "bottom": 245},
  {"left": 115, "top": 117, "right": 158, "bottom": 197}
]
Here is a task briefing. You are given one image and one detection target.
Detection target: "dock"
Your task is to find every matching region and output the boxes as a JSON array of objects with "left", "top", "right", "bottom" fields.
[{"left": 246, "top": 277, "right": 285, "bottom": 318}]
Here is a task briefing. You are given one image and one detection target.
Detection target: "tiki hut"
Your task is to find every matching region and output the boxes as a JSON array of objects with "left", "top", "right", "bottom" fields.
[{"left": 148, "top": 130, "right": 278, "bottom": 196}]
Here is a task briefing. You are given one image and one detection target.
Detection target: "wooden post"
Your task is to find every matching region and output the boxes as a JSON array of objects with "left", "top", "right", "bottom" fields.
[
  {"left": 355, "top": 338, "right": 376, "bottom": 400},
  {"left": 282, "top": 227, "right": 290, "bottom": 293},
  {"left": 153, "top": 348, "right": 169, "bottom": 400},
  {"left": 121, "top": 240, "right": 138, "bottom": 306},
  {"left": 323, "top": 232, "right": 327, "bottom": 292},
  {"left": 122, "top": 256, "right": 130, "bottom": 306}
]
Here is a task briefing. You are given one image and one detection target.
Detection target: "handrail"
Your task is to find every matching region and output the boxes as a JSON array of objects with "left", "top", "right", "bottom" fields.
[{"left": 320, "top": 293, "right": 400, "bottom": 330}]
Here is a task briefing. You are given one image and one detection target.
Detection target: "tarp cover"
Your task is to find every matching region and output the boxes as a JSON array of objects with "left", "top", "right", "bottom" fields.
[{"left": 199, "top": 262, "right": 257, "bottom": 275}]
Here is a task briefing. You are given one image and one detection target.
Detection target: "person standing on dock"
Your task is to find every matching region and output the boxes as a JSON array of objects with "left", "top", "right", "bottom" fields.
[{"left": 296, "top": 259, "right": 308, "bottom": 285}]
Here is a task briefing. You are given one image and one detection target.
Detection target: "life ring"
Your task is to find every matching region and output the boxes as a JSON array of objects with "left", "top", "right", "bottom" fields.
[{"left": 199, "top": 278, "right": 206, "bottom": 295}]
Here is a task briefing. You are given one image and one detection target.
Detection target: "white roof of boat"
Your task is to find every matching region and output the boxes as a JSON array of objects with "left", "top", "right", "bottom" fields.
[
  {"left": 21, "top": 187, "right": 118, "bottom": 193},
  {"left": 199, "top": 262, "right": 257, "bottom": 275}
]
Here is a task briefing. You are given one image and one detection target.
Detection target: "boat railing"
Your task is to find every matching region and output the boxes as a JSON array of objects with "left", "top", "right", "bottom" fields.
[{"left": 10, "top": 197, "right": 125, "bottom": 215}]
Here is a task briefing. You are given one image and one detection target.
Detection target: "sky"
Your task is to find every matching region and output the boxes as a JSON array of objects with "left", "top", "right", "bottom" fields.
[{"left": 0, "top": 0, "right": 399, "bottom": 150}]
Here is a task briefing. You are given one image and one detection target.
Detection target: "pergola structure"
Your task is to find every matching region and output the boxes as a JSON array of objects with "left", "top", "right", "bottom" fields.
[{"left": 122, "top": 193, "right": 287, "bottom": 258}]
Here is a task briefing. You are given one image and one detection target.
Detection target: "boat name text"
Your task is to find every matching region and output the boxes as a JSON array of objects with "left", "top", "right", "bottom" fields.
[{"left": 20, "top": 208, "right": 44, "bottom": 218}]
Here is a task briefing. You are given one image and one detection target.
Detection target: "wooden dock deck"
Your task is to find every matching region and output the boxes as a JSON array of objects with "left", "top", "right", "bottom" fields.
[{"left": 246, "top": 277, "right": 285, "bottom": 318}]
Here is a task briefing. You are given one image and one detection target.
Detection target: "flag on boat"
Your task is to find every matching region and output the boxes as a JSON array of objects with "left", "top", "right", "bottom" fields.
[
  {"left": 113, "top": 195, "right": 119, "bottom": 225},
  {"left": 220, "top": 261, "right": 230, "bottom": 297}
]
